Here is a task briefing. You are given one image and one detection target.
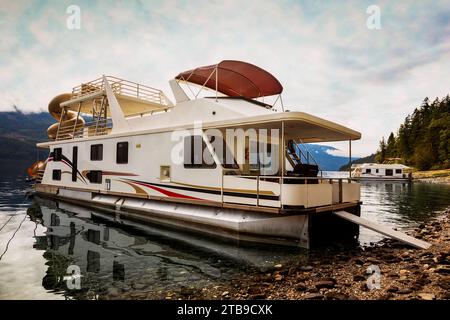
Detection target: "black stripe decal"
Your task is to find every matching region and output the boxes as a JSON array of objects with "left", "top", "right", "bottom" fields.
[{"left": 125, "top": 179, "right": 280, "bottom": 201}]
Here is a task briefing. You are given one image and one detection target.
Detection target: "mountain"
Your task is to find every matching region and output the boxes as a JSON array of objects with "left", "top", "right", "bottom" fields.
[
  {"left": 0, "top": 111, "right": 359, "bottom": 170},
  {"left": 339, "top": 153, "right": 377, "bottom": 171},
  {"left": 0, "top": 110, "right": 53, "bottom": 160},
  {"left": 297, "top": 144, "right": 359, "bottom": 171}
]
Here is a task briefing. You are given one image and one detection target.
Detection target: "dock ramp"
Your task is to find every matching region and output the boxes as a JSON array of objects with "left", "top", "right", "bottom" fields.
[{"left": 333, "top": 211, "right": 431, "bottom": 249}]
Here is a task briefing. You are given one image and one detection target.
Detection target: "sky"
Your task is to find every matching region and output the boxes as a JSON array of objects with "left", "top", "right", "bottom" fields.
[{"left": 1, "top": 0, "right": 450, "bottom": 157}]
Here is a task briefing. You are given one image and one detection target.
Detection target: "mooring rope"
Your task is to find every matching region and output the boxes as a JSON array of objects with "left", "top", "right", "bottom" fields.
[
  {"left": 0, "top": 215, "right": 14, "bottom": 233},
  {"left": 0, "top": 213, "right": 27, "bottom": 261}
]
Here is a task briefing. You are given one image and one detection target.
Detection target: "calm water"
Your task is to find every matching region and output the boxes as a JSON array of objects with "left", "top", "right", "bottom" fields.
[{"left": 1, "top": 162, "right": 450, "bottom": 299}]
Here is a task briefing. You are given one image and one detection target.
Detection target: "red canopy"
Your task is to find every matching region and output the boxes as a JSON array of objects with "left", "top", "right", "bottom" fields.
[{"left": 175, "top": 60, "right": 283, "bottom": 99}]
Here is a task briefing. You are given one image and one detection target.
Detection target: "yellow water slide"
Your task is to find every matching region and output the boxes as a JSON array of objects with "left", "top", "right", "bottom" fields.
[{"left": 47, "top": 93, "right": 85, "bottom": 140}]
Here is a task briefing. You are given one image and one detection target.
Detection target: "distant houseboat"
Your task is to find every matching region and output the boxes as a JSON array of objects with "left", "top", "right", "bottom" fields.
[{"left": 351, "top": 163, "right": 412, "bottom": 181}]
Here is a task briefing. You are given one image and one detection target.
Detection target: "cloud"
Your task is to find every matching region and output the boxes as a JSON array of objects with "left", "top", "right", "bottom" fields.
[{"left": 0, "top": 0, "right": 449, "bottom": 157}]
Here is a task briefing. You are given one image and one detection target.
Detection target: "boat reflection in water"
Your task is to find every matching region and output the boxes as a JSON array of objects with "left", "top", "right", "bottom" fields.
[{"left": 27, "top": 197, "right": 308, "bottom": 299}]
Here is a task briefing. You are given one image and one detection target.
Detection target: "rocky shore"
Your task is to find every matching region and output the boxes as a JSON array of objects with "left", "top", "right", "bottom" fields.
[
  {"left": 413, "top": 169, "right": 450, "bottom": 184},
  {"left": 138, "top": 207, "right": 450, "bottom": 301}
]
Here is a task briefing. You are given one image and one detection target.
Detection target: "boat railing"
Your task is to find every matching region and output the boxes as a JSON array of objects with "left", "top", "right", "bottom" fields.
[
  {"left": 220, "top": 171, "right": 357, "bottom": 208},
  {"left": 69, "top": 75, "right": 173, "bottom": 107},
  {"left": 55, "top": 119, "right": 113, "bottom": 141}
]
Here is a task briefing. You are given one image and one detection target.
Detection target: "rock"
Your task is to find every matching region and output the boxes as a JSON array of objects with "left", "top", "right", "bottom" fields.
[
  {"left": 274, "top": 264, "right": 283, "bottom": 269},
  {"left": 307, "top": 287, "right": 319, "bottom": 293},
  {"left": 417, "top": 293, "right": 435, "bottom": 300},
  {"left": 353, "top": 275, "right": 366, "bottom": 282},
  {"left": 437, "top": 276, "right": 450, "bottom": 290},
  {"left": 397, "top": 288, "right": 413, "bottom": 294},
  {"left": 314, "top": 279, "right": 336, "bottom": 289},
  {"left": 300, "top": 265, "right": 313, "bottom": 272},
  {"left": 274, "top": 274, "right": 283, "bottom": 281},
  {"left": 249, "top": 293, "right": 266, "bottom": 299},
  {"left": 295, "top": 283, "right": 307, "bottom": 292},
  {"left": 222, "top": 291, "right": 229, "bottom": 297},
  {"left": 325, "top": 292, "right": 349, "bottom": 300},
  {"left": 354, "top": 258, "right": 364, "bottom": 266},
  {"left": 379, "top": 293, "right": 395, "bottom": 300},
  {"left": 106, "top": 287, "right": 120, "bottom": 297},
  {"left": 435, "top": 266, "right": 450, "bottom": 274},
  {"left": 387, "top": 286, "right": 399, "bottom": 293},
  {"left": 303, "top": 293, "right": 324, "bottom": 300},
  {"left": 399, "top": 269, "right": 411, "bottom": 276}
]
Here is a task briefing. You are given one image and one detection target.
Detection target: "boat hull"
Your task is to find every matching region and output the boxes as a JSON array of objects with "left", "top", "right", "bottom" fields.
[{"left": 34, "top": 184, "right": 361, "bottom": 249}]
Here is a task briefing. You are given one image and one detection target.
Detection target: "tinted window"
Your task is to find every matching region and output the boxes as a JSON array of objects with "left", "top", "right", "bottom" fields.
[
  {"left": 365, "top": 169, "right": 371, "bottom": 173},
  {"left": 395, "top": 169, "right": 402, "bottom": 174},
  {"left": 116, "top": 142, "right": 128, "bottom": 164},
  {"left": 53, "top": 148, "right": 62, "bottom": 161},
  {"left": 90, "top": 144, "right": 103, "bottom": 161},
  {"left": 87, "top": 170, "right": 102, "bottom": 184},
  {"left": 52, "top": 169, "right": 61, "bottom": 180},
  {"left": 184, "top": 136, "right": 216, "bottom": 169}
]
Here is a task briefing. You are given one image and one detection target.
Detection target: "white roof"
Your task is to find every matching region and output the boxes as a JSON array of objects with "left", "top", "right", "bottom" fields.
[{"left": 352, "top": 163, "right": 410, "bottom": 169}]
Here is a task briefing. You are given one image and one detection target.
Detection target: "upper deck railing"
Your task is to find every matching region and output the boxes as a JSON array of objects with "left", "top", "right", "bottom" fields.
[{"left": 68, "top": 76, "right": 173, "bottom": 107}]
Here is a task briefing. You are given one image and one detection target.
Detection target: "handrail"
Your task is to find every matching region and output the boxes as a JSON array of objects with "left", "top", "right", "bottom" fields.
[
  {"left": 69, "top": 76, "right": 172, "bottom": 107},
  {"left": 55, "top": 119, "right": 112, "bottom": 141},
  {"left": 221, "top": 170, "right": 355, "bottom": 208}
]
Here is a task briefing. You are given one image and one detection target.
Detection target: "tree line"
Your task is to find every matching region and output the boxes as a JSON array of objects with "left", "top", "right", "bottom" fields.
[{"left": 376, "top": 96, "right": 450, "bottom": 170}]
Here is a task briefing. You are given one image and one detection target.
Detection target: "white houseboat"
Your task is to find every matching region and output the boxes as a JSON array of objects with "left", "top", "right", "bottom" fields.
[
  {"left": 30, "top": 60, "right": 362, "bottom": 248},
  {"left": 351, "top": 163, "right": 412, "bottom": 181}
]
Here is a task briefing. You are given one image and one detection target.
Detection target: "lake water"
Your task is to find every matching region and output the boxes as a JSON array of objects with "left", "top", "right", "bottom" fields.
[{"left": 1, "top": 160, "right": 450, "bottom": 299}]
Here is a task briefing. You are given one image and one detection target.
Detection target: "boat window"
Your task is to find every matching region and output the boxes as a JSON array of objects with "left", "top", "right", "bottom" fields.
[
  {"left": 116, "top": 142, "right": 129, "bottom": 164},
  {"left": 376, "top": 169, "right": 379, "bottom": 173},
  {"left": 207, "top": 134, "right": 239, "bottom": 169},
  {"left": 87, "top": 170, "right": 102, "bottom": 184},
  {"left": 90, "top": 144, "right": 103, "bottom": 161},
  {"left": 385, "top": 169, "right": 393, "bottom": 176},
  {"left": 184, "top": 136, "right": 216, "bottom": 169},
  {"left": 53, "top": 148, "right": 62, "bottom": 161},
  {"left": 52, "top": 169, "right": 61, "bottom": 180},
  {"left": 365, "top": 169, "right": 371, "bottom": 173},
  {"left": 395, "top": 169, "right": 402, "bottom": 174}
]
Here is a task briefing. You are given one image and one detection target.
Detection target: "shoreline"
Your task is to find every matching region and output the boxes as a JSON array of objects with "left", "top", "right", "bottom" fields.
[
  {"left": 111, "top": 206, "right": 450, "bottom": 300},
  {"left": 413, "top": 169, "right": 450, "bottom": 184}
]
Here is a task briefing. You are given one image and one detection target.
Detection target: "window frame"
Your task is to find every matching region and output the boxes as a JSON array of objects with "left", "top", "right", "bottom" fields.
[
  {"left": 87, "top": 170, "right": 103, "bottom": 184},
  {"left": 53, "top": 148, "right": 62, "bottom": 161},
  {"left": 116, "top": 142, "right": 129, "bottom": 164},
  {"left": 183, "top": 135, "right": 217, "bottom": 169},
  {"left": 90, "top": 144, "right": 103, "bottom": 161},
  {"left": 52, "top": 169, "right": 62, "bottom": 181}
]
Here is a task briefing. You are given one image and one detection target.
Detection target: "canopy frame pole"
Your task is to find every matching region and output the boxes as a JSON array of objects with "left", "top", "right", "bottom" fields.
[
  {"left": 195, "top": 68, "right": 216, "bottom": 98},
  {"left": 215, "top": 65, "right": 218, "bottom": 102},
  {"left": 279, "top": 94, "right": 285, "bottom": 112},
  {"left": 280, "top": 121, "right": 285, "bottom": 208},
  {"left": 349, "top": 140, "right": 352, "bottom": 178}
]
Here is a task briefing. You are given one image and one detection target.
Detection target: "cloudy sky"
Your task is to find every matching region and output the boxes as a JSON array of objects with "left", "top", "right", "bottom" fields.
[{"left": 1, "top": 0, "right": 450, "bottom": 156}]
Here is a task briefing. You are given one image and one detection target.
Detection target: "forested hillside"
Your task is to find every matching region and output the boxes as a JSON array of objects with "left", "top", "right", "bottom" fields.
[{"left": 376, "top": 96, "right": 450, "bottom": 170}]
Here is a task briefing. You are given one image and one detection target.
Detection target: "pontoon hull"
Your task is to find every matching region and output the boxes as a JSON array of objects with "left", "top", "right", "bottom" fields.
[{"left": 35, "top": 185, "right": 360, "bottom": 249}]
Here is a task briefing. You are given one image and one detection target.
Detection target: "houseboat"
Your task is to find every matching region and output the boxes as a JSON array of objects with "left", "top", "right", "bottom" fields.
[
  {"left": 351, "top": 163, "right": 412, "bottom": 181},
  {"left": 29, "top": 60, "right": 362, "bottom": 249}
]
